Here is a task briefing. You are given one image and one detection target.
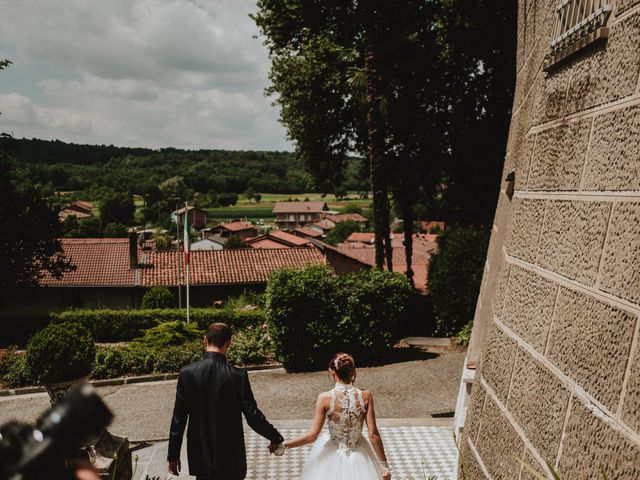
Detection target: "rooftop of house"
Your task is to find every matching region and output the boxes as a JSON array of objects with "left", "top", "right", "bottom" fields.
[
  {"left": 174, "top": 205, "right": 206, "bottom": 215},
  {"left": 293, "top": 227, "right": 323, "bottom": 238},
  {"left": 214, "top": 221, "right": 255, "bottom": 232},
  {"left": 142, "top": 248, "right": 324, "bottom": 286},
  {"left": 272, "top": 201, "right": 328, "bottom": 214},
  {"left": 38, "top": 238, "right": 324, "bottom": 288}
]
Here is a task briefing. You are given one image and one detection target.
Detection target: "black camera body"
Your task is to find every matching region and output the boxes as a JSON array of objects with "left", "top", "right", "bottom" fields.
[{"left": 0, "top": 384, "right": 113, "bottom": 480}]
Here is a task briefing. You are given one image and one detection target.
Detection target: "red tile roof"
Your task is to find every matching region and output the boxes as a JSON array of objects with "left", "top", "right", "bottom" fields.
[
  {"left": 273, "top": 201, "right": 328, "bottom": 213},
  {"left": 40, "top": 238, "right": 138, "bottom": 287},
  {"left": 268, "top": 230, "right": 313, "bottom": 246},
  {"left": 141, "top": 248, "right": 325, "bottom": 286},
  {"left": 336, "top": 243, "right": 432, "bottom": 291},
  {"left": 346, "top": 232, "right": 375, "bottom": 243},
  {"left": 312, "top": 220, "right": 335, "bottom": 230},
  {"left": 294, "top": 228, "right": 323, "bottom": 238},
  {"left": 247, "top": 239, "right": 289, "bottom": 249},
  {"left": 216, "top": 221, "right": 255, "bottom": 232}
]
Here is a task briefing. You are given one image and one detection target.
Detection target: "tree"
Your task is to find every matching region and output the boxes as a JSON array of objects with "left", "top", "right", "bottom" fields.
[
  {"left": 254, "top": 193, "right": 262, "bottom": 203},
  {"left": 0, "top": 153, "right": 74, "bottom": 287},
  {"left": 100, "top": 192, "right": 135, "bottom": 226},
  {"left": 103, "top": 222, "right": 128, "bottom": 237},
  {"left": 244, "top": 187, "right": 257, "bottom": 203},
  {"left": 333, "top": 186, "right": 348, "bottom": 200},
  {"left": 324, "top": 220, "right": 361, "bottom": 246},
  {"left": 159, "top": 176, "right": 189, "bottom": 203},
  {"left": 217, "top": 192, "right": 239, "bottom": 207}
]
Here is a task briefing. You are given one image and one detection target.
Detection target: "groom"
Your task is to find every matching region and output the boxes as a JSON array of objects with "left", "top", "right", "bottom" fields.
[{"left": 168, "top": 322, "right": 284, "bottom": 479}]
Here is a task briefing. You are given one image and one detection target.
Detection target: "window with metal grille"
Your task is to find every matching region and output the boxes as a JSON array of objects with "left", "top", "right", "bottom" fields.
[{"left": 544, "top": 0, "right": 613, "bottom": 70}]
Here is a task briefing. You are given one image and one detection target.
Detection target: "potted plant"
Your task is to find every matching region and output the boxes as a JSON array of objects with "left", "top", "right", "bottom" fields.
[{"left": 26, "top": 321, "right": 96, "bottom": 403}]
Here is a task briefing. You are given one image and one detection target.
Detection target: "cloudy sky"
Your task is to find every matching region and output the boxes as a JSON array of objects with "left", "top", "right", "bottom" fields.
[{"left": 0, "top": 0, "right": 291, "bottom": 150}]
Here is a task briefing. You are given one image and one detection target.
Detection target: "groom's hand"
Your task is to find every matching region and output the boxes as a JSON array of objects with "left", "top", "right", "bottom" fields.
[
  {"left": 168, "top": 459, "right": 181, "bottom": 475},
  {"left": 268, "top": 442, "right": 285, "bottom": 456}
]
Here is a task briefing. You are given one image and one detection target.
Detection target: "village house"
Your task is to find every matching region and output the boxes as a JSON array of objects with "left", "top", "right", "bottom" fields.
[
  {"left": 206, "top": 221, "right": 257, "bottom": 238},
  {"left": 245, "top": 229, "right": 315, "bottom": 249},
  {"left": 58, "top": 200, "right": 94, "bottom": 221},
  {"left": 174, "top": 205, "right": 207, "bottom": 229},
  {"left": 6, "top": 235, "right": 325, "bottom": 310},
  {"left": 272, "top": 201, "right": 329, "bottom": 229}
]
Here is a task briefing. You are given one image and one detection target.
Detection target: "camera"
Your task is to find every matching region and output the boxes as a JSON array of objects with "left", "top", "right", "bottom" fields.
[{"left": 0, "top": 384, "right": 113, "bottom": 480}]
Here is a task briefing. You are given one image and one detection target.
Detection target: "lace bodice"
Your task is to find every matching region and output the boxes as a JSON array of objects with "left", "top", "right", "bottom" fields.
[{"left": 326, "top": 384, "right": 367, "bottom": 456}]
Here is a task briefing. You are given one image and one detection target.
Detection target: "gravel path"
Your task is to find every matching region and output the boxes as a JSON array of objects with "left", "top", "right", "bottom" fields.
[{"left": 0, "top": 351, "right": 465, "bottom": 442}]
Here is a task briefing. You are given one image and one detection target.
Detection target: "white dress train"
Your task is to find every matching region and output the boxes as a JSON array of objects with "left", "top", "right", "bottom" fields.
[{"left": 300, "top": 384, "right": 383, "bottom": 480}]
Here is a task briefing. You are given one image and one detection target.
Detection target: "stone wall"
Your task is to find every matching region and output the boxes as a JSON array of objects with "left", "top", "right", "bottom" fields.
[{"left": 459, "top": 0, "right": 640, "bottom": 477}]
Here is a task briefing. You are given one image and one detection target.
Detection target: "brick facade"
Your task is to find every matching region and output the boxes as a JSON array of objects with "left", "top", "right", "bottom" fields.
[{"left": 457, "top": 1, "right": 640, "bottom": 477}]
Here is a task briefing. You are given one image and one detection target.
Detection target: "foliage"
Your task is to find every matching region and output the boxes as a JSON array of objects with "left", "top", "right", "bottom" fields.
[
  {"left": 62, "top": 215, "right": 102, "bottom": 238},
  {"left": 338, "top": 269, "right": 414, "bottom": 361},
  {"left": 100, "top": 192, "right": 135, "bottom": 226},
  {"left": 0, "top": 348, "right": 33, "bottom": 388},
  {"left": 456, "top": 321, "right": 473, "bottom": 347},
  {"left": 26, "top": 321, "right": 96, "bottom": 384},
  {"left": 266, "top": 266, "right": 342, "bottom": 371},
  {"left": 153, "top": 232, "right": 173, "bottom": 250},
  {"left": 0, "top": 308, "right": 267, "bottom": 347},
  {"left": 0, "top": 153, "right": 74, "bottom": 287},
  {"left": 340, "top": 203, "right": 363, "bottom": 215},
  {"left": 133, "top": 321, "right": 204, "bottom": 350},
  {"left": 226, "top": 324, "right": 275, "bottom": 366},
  {"left": 141, "top": 286, "right": 174, "bottom": 309},
  {"left": 216, "top": 192, "right": 239, "bottom": 207},
  {"left": 103, "top": 222, "right": 128, "bottom": 237},
  {"left": 324, "top": 220, "right": 361, "bottom": 246},
  {"left": 152, "top": 342, "right": 204, "bottom": 373},
  {"left": 265, "top": 265, "right": 412, "bottom": 371},
  {"left": 428, "top": 225, "right": 490, "bottom": 336}
]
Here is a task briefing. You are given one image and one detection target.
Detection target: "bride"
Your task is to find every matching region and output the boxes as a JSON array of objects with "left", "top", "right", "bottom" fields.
[{"left": 280, "top": 353, "right": 391, "bottom": 480}]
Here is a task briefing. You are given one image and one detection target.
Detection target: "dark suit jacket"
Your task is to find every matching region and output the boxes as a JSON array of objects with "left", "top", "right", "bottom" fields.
[{"left": 167, "top": 352, "right": 284, "bottom": 480}]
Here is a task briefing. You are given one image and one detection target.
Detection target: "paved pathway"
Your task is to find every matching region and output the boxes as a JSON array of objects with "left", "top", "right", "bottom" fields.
[{"left": 134, "top": 419, "right": 457, "bottom": 480}]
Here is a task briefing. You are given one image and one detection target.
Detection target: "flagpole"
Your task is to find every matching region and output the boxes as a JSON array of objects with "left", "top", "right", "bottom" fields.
[{"left": 184, "top": 201, "right": 191, "bottom": 323}]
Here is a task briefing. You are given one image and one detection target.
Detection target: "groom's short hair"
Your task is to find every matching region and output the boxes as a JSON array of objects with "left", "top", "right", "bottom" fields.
[{"left": 206, "top": 322, "right": 232, "bottom": 348}]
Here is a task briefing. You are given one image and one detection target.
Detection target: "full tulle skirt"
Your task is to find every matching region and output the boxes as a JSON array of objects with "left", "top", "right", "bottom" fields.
[{"left": 300, "top": 432, "right": 382, "bottom": 480}]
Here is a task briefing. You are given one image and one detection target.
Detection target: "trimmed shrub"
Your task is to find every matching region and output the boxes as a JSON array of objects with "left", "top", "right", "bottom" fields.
[
  {"left": 141, "top": 286, "right": 174, "bottom": 309},
  {"left": 339, "top": 269, "right": 414, "bottom": 360},
  {"left": 26, "top": 322, "right": 96, "bottom": 384},
  {"left": 0, "top": 308, "right": 267, "bottom": 347},
  {"left": 427, "top": 225, "right": 490, "bottom": 337},
  {"left": 265, "top": 265, "right": 412, "bottom": 371},
  {"left": 266, "top": 266, "right": 342, "bottom": 372},
  {"left": 153, "top": 342, "right": 203, "bottom": 373},
  {"left": 133, "top": 321, "right": 204, "bottom": 350}
]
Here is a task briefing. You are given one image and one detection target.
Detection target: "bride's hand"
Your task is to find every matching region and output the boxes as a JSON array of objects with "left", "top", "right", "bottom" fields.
[{"left": 381, "top": 470, "right": 391, "bottom": 480}]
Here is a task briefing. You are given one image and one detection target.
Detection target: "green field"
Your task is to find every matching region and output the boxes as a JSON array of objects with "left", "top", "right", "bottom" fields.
[{"left": 204, "top": 192, "right": 372, "bottom": 222}]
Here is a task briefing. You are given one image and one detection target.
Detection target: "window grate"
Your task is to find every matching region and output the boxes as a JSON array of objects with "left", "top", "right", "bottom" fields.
[{"left": 545, "top": 0, "right": 612, "bottom": 70}]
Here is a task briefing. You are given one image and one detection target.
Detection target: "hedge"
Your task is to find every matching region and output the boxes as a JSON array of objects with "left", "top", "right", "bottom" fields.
[
  {"left": 0, "top": 308, "right": 266, "bottom": 346},
  {"left": 265, "top": 265, "right": 413, "bottom": 371}
]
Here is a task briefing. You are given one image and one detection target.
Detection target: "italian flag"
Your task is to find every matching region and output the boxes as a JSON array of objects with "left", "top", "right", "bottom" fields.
[{"left": 183, "top": 208, "right": 190, "bottom": 265}]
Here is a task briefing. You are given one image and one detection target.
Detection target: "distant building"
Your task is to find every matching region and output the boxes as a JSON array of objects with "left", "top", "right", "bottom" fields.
[
  {"left": 324, "top": 213, "right": 368, "bottom": 226},
  {"left": 308, "top": 219, "right": 335, "bottom": 235},
  {"left": 6, "top": 236, "right": 326, "bottom": 310},
  {"left": 293, "top": 227, "right": 324, "bottom": 240},
  {"left": 59, "top": 200, "right": 94, "bottom": 221},
  {"left": 207, "top": 221, "right": 257, "bottom": 238},
  {"left": 273, "top": 201, "right": 329, "bottom": 229},
  {"left": 246, "top": 230, "right": 315, "bottom": 249},
  {"left": 175, "top": 206, "right": 207, "bottom": 229}
]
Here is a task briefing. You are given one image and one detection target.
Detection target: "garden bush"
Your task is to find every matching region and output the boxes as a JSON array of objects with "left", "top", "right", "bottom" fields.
[
  {"left": 427, "top": 225, "right": 490, "bottom": 337},
  {"left": 0, "top": 347, "right": 33, "bottom": 388},
  {"left": 26, "top": 322, "right": 96, "bottom": 384},
  {"left": 339, "top": 269, "right": 413, "bottom": 361},
  {"left": 141, "top": 286, "right": 174, "bottom": 309},
  {"left": 133, "top": 321, "right": 204, "bottom": 350},
  {"left": 226, "top": 324, "right": 275, "bottom": 366},
  {"left": 266, "top": 266, "right": 342, "bottom": 372},
  {"left": 265, "top": 265, "right": 412, "bottom": 371}
]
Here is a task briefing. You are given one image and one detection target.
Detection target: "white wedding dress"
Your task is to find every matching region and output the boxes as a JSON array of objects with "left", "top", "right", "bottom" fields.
[{"left": 300, "top": 383, "right": 383, "bottom": 480}]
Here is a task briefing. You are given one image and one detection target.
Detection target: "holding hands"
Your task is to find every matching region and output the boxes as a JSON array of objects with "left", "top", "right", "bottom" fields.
[{"left": 268, "top": 441, "right": 286, "bottom": 456}]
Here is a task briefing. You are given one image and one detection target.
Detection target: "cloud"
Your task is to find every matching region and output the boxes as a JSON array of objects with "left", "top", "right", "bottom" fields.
[{"left": 0, "top": 0, "right": 289, "bottom": 149}]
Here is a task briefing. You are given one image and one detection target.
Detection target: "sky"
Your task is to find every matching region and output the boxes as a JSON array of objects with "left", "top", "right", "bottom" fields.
[{"left": 0, "top": 0, "right": 292, "bottom": 150}]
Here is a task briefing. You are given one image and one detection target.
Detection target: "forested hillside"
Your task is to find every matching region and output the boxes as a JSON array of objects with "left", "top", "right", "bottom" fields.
[{"left": 1, "top": 137, "right": 368, "bottom": 195}]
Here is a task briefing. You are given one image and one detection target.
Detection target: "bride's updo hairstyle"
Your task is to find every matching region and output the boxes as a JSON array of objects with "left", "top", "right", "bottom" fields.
[{"left": 329, "top": 352, "right": 356, "bottom": 383}]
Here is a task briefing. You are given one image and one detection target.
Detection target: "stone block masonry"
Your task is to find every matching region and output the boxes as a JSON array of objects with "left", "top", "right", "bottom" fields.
[{"left": 459, "top": 0, "right": 640, "bottom": 477}]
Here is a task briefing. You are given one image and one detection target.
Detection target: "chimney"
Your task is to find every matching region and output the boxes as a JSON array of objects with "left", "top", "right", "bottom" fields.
[{"left": 129, "top": 232, "right": 138, "bottom": 269}]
